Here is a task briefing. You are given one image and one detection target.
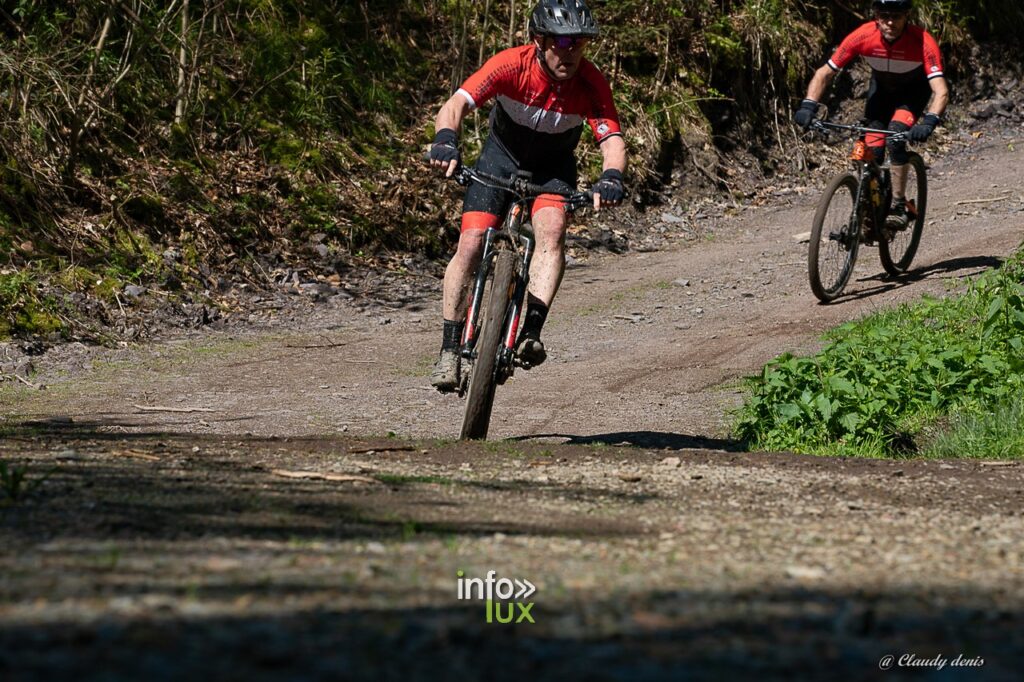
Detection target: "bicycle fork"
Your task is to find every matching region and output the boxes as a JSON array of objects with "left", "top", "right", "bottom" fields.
[
  {"left": 461, "top": 228, "right": 500, "bottom": 358},
  {"left": 459, "top": 217, "right": 533, "bottom": 385},
  {"left": 502, "top": 230, "right": 534, "bottom": 372}
]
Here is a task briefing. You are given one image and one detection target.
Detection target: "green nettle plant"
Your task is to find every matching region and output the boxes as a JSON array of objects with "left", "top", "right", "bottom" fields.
[{"left": 735, "top": 251, "right": 1024, "bottom": 457}]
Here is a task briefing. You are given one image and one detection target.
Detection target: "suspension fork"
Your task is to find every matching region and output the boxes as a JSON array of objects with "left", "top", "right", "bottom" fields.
[
  {"left": 863, "top": 162, "right": 888, "bottom": 227},
  {"left": 460, "top": 227, "right": 499, "bottom": 356},
  {"left": 850, "top": 163, "right": 872, "bottom": 234},
  {"left": 502, "top": 230, "right": 534, "bottom": 353}
]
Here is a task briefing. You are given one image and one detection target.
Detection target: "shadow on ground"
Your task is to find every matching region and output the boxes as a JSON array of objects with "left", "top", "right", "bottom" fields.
[
  {"left": 0, "top": 585, "right": 1015, "bottom": 681},
  {"left": 512, "top": 431, "right": 744, "bottom": 452},
  {"left": 1, "top": 418, "right": 1018, "bottom": 680},
  {"left": 832, "top": 254, "right": 1004, "bottom": 304},
  {"left": 1, "top": 418, "right": 647, "bottom": 547}
]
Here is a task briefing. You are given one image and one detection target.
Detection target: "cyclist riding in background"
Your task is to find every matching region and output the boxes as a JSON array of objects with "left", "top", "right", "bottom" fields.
[
  {"left": 425, "top": 0, "right": 627, "bottom": 393},
  {"left": 794, "top": 0, "right": 949, "bottom": 230}
]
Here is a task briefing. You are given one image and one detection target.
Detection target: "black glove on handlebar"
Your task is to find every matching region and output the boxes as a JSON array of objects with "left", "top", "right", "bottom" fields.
[
  {"left": 429, "top": 128, "right": 461, "bottom": 167},
  {"left": 910, "top": 113, "right": 941, "bottom": 142},
  {"left": 592, "top": 168, "right": 624, "bottom": 205},
  {"left": 794, "top": 99, "right": 820, "bottom": 130}
]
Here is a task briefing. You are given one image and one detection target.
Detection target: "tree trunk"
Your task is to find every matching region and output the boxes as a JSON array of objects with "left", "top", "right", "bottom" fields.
[{"left": 174, "top": 0, "right": 191, "bottom": 125}]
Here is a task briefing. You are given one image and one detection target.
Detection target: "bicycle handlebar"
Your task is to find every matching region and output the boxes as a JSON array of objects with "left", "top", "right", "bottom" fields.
[
  {"left": 454, "top": 166, "right": 593, "bottom": 209},
  {"left": 421, "top": 153, "right": 594, "bottom": 210},
  {"left": 810, "top": 120, "right": 910, "bottom": 144}
]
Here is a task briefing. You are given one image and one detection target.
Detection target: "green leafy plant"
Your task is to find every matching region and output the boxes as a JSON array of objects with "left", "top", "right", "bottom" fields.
[{"left": 735, "top": 250, "right": 1024, "bottom": 456}]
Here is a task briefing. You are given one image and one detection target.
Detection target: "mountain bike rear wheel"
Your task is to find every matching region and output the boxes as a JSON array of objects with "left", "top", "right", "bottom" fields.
[
  {"left": 879, "top": 153, "right": 927, "bottom": 276},
  {"left": 460, "top": 249, "right": 516, "bottom": 440},
  {"left": 808, "top": 172, "right": 861, "bottom": 303}
]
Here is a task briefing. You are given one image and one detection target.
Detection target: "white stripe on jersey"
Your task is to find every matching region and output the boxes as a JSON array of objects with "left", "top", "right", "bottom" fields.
[
  {"left": 456, "top": 88, "right": 477, "bottom": 109},
  {"left": 495, "top": 94, "right": 585, "bottom": 134},
  {"left": 828, "top": 57, "right": 943, "bottom": 79},
  {"left": 864, "top": 56, "right": 926, "bottom": 74}
]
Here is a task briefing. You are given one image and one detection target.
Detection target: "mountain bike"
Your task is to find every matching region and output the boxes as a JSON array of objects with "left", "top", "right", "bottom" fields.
[
  {"left": 448, "top": 166, "right": 591, "bottom": 439},
  {"left": 806, "top": 120, "right": 928, "bottom": 303}
]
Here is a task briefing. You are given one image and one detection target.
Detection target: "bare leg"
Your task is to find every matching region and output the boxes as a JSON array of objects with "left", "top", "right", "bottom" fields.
[
  {"left": 891, "top": 163, "right": 908, "bottom": 200},
  {"left": 441, "top": 230, "right": 485, "bottom": 320},
  {"left": 526, "top": 206, "right": 567, "bottom": 306}
]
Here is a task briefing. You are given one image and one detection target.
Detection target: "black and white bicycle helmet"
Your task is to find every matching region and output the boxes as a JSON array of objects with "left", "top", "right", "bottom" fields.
[
  {"left": 872, "top": 0, "right": 912, "bottom": 10},
  {"left": 528, "top": 0, "right": 600, "bottom": 38}
]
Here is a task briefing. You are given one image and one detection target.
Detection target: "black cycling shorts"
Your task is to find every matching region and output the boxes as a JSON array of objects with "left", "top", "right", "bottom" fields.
[
  {"left": 461, "top": 135, "right": 578, "bottom": 231},
  {"left": 863, "top": 79, "right": 931, "bottom": 164}
]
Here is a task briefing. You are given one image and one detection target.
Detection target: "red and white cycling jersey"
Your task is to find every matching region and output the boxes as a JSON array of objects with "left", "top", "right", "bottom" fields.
[
  {"left": 456, "top": 45, "right": 621, "bottom": 165},
  {"left": 828, "top": 22, "right": 944, "bottom": 91}
]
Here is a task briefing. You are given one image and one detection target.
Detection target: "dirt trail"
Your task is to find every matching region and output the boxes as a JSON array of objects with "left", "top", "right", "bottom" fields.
[
  {"left": 1, "top": 129, "right": 1024, "bottom": 678},
  {"left": 10, "top": 130, "right": 1022, "bottom": 443}
]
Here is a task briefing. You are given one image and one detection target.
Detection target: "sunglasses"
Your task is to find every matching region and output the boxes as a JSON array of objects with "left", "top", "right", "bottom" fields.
[
  {"left": 876, "top": 11, "right": 908, "bottom": 21},
  {"left": 551, "top": 36, "right": 588, "bottom": 50}
]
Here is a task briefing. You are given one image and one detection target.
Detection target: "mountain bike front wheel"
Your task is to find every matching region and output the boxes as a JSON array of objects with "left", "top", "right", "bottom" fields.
[
  {"left": 460, "top": 249, "right": 516, "bottom": 440},
  {"left": 809, "top": 172, "right": 861, "bottom": 303},
  {"left": 879, "top": 153, "right": 927, "bottom": 276}
]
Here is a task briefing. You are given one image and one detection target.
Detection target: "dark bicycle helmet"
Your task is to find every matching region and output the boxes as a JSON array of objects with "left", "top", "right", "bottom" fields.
[
  {"left": 872, "top": 0, "right": 913, "bottom": 10},
  {"left": 528, "top": 0, "right": 599, "bottom": 38}
]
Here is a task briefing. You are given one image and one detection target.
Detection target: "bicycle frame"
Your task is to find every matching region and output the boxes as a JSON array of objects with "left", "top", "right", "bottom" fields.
[
  {"left": 451, "top": 166, "right": 590, "bottom": 392},
  {"left": 460, "top": 197, "right": 534, "bottom": 378},
  {"left": 806, "top": 119, "right": 926, "bottom": 302},
  {"left": 813, "top": 121, "right": 908, "bottom": 242},
  {"left": 849, "top": 146, "right": 890, "bottom": 240}
]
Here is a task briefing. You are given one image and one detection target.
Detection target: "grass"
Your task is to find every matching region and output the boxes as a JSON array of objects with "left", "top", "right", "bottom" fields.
[
  {"left": 735, "top": 248, "right": 1024, "bottom": 458},
  {"left": 923, "top": 400, "right": 1024, "bottom": 459},
  {"left": 375, "top": 473, "right": 456, "bottom": 486}
]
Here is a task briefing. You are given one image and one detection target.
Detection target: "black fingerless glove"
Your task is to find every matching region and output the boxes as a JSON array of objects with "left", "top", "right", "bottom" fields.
[
  {"left": 910, "top": 113, "right": 941, "bottom": 142},
  {"left": 592, "top": 168, "right": 624, "bottom": 204},
  {"left": 429, "top": 128, "right": 461, "bottom": 166},
  {"left": 794, "top": 99, "right": 820, "bottom": 129}
]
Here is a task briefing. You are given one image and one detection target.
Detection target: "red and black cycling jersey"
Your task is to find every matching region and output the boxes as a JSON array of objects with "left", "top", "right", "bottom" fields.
[
  {"left": 827, "top": 21, "right": 944, "bottom": 92},
  {"left": 456, "top": 45, "right": 622, "bottom": 167}
]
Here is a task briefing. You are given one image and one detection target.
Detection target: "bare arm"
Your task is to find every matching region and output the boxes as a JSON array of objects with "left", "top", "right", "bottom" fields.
[
  {"left": 599, "top": 134, "right": 626, "bottom": 174},
  {"left": 593, "top": 134, "right": 627, "bottom": 211},
  {"left": 926, "top": 76, "right": 949, "bottom": 118},
  {"left": 805, "top": 64, "right": 837, "bottom": 103},
  {"left": 434, "top": 92, "right": 472, "bottom": 134}
]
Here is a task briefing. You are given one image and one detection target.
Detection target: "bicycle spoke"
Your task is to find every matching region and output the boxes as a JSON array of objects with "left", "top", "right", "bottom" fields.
[
  {"left": 817, "top": 190, "right": 856, "bottom": 284},
  {"left": 880, "top": 154, "right": 927, "bottom": 275}
]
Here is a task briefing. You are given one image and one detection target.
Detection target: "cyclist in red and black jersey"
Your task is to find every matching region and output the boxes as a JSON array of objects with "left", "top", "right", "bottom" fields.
[
  {"left": 426, "top": 0, "right": 627, "bottom": 392},
  {"left": 795, "top": 0, "right": 949, "bottom": 229}
]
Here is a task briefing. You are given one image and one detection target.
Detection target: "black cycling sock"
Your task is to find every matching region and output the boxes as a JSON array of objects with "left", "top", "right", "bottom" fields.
[
  {"left": 442, "top": 318, "right": 464, "bottom": 352},
  {"left": 521, "top": 295, "right": 549, "bottom": 339}
]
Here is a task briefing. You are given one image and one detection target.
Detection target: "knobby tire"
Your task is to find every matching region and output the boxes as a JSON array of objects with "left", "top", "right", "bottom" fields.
[
  {"left": 460, "top": 250, "right": 516, "bottom": 440},
  {"left": 879, "top": 153, "right": 927, "bottom": 276},
  {"left": 809, "top": 172, "right": 861, "bottom": 303}
]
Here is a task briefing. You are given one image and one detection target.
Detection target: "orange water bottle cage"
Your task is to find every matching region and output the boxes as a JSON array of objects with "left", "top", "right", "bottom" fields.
[{"left": 850, "top": 140, "right": 874, "bottom": 162}]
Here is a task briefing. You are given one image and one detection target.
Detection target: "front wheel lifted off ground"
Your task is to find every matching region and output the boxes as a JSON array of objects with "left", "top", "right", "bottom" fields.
[{"left": 460, "top": 250, "right": 516, "bottom": 440}]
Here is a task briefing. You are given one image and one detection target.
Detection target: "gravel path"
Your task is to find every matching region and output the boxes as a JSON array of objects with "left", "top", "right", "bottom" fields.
[{"left": 1, "top": 127, "right": 1023, "bottom": 679}]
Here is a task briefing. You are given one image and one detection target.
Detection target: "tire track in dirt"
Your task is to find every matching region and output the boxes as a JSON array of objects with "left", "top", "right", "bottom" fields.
[
  {"left": 6, "top": 133, "right": 1023, "bottom": 444},
  {"left": 492, "top": 133, "right": 1024, "bottom": 442},
  {"left": 2, "top": 131, "right": 1023, "bottom": 680}
]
